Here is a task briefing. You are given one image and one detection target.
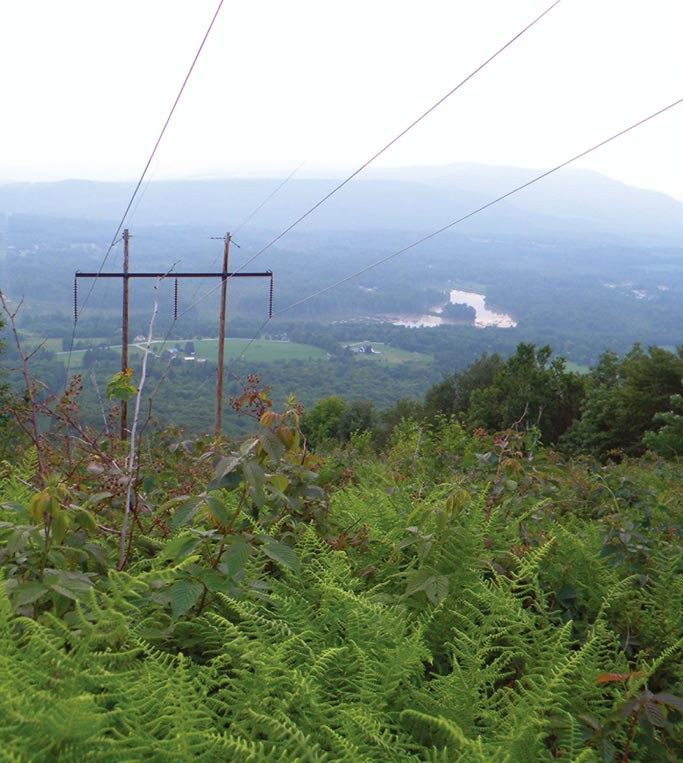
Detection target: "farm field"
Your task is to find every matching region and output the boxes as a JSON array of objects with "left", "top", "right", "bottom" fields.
[
  {"left": 46, "top": 337, "right": 329, "bottom": 368},
  {"left": 345, "top": 341, "right": 432, "bottom": 363},
  {"left": 176, "top": 338, "right": 328, "bottom": 363}
]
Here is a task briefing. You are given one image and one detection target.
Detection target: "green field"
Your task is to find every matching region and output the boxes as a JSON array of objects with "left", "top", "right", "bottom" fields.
[
  {"left": 345, "top": 341, "right": 432, "bottom": 363},
  {"left": 174, "top": 338, "right": 328, "bottom": 363},
  {"left": 48, "top": 337, "right": 328, "bottom": 368}
]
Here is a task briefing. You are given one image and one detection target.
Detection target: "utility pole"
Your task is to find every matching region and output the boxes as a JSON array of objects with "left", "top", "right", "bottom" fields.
[
  {"left": 121, "top": 229, "right": 130, "bottom": 440},
  {"left": 215, "top": 232, "right": 230, "bottom": 438},
  {"left": 74, "top": 233, "right": 273, "bottom": 441}
]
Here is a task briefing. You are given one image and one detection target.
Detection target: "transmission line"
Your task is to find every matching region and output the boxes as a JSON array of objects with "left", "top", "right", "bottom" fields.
[
  {"left": 65, "top": 0, "right": 226, "bottom": 379},
  {"left": 220, "top": 95, "right": 683, "bottom": 378},
  {"left": 172, "top": 0, "right": 564, "bottom": 323}
]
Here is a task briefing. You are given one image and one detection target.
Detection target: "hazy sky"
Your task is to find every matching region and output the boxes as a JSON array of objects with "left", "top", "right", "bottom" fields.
[{"left": 2, "top": 0, "right": 682, "bottom": 200}]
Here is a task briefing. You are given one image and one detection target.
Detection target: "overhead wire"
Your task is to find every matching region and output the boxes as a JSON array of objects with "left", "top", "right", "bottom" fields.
[
  {"left": 220, "top": 95, "right": 683, "bottom": 376},
  {"left": 182, "top": 160, "right": 307, "bottom": 314},
  {"left": 64, "top": 0, "right": 226, "bottom": 381},
  {"left": 170, "top": 0, "right": 564, "bottom": 324}
]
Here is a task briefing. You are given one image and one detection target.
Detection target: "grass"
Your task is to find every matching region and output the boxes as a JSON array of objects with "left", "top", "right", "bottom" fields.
[
  {"left": 174, "top": 338, "right": 328, "bottom": 363},
  {"left": 20, "top": 332, "right": 428, "bottom": 368},
  {"left": 345, "top": 341, "right": 432, "bottom": 364},
  {"left": 46, "top": 337, "right": 328, "bottom": 368}
]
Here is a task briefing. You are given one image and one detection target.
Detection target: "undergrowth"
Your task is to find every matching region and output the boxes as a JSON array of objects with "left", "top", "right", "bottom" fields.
[{"left": 0, "top": 407, "right": 681, "bottom": 761}]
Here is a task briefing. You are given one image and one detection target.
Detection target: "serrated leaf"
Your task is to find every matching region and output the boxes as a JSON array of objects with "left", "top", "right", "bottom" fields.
[
  {"left": 261, "top": 541, "right": 300, "bottom": 573},
  {"left": 48, "top": 572, "right": 93, "bottom": 601},
  {"left": 423, "top": 574, "right": 449, "bottom": 605},
  {"left": 70, "top": 506, "right": 97, "bottom": 533},
  {"left": 207, "top": 470, "right": 242, "bottom": 492},
  {"left": 214, "top": 454, "right": 242, "bottom": 478},
  {"left": 206, "top": 495, "right": 231, "bottom": 528},
  {"left": 403, "top": 568, "right": 433, "bottom": 598},
  {"left": 644, "top": 701, "right": 666, "bottom": 728},
  {"left": 244, "top": 461, "right": 266, "bottom": 508},
  {"left": 172, "top": 496, "right": 205, "bottom": 529},
  {"left": 160, "top": 533, "right": 201, "bottom": 562},
  {"left": 653, "top": 693, "right": 683, "bottom": 711},
  {"left": 168, "top": 579, "right": 203, "bottom": 619},
  {"left": 269, "top": 474, "right": 289, "bottom": 494},
  {"left": 259, "top": 429, "right": 285, "bottom": 460},
  {"left": 198, "top": 569, "right": 230, "bottom": 593},
  {"left": 222, "top": 539, "right": 251, "bottom": 577},
  {"left": 13, "top": 582, "right": 49, "bottom": 606}
]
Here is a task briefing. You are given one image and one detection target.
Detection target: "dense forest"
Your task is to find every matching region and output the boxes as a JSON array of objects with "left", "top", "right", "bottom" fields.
[{"left": 1, "top": 298, "right": 681, "bottom": 760}]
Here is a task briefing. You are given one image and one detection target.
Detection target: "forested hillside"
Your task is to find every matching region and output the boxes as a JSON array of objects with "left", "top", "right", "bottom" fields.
[{"left": 0, "top": 314, "right": 681, "bottom": 761}]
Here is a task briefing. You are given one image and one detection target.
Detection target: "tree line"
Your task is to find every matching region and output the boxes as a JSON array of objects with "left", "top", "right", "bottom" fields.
[{"left": 303, "top": 342, "right": 683, "bottom": 460}]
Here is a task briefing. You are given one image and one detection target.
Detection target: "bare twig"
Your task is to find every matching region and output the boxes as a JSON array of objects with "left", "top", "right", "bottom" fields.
[
  {"left": 0, "top": 290, "right": 47, "bottom": 479},
  {"left": 90, "top": 367, "right": 110, "bottom": 435},
  {"left": 119, "top": 280, "right": 160, "bottom": 569}
]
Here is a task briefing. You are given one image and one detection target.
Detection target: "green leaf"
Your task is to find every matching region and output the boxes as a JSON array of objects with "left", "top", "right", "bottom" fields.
[
  {"left": 168, "top": 579, "right": 203, "bottom": 619},
  {"left": 259, "top": 429, "right": 285, "bottom": 460},
  {"left": 172, "top": 496, "right": 205, "bottom": 529},
  {"left": 206, "top": 495, "right": 231, "bottom": 528},
  {"left": 207, "top": 455, "right": 243, "bottom": 491},
  {"left": 222, "top": 539, "right": 251, "bottom": 577},
  {"left": 70, "top": 506, "right": 97, "bottom": 533},
  {"left": 423, "top": 574, "right": 449, "bottom": 605},
  {"left": 47, "top": 571, "right": 94, "bottom": 602},
  {"left": 0, "top": 502, "right": 31, "bottom": 520},
  {"left": 160, "top": 533, "right": 201, "bottom": 562},
  {"left": 214, "top": 454, "right": 242, "bottom": 478},
  {"left": 198, "top": 569, "right": 230, "bottom": 593},
  {"left": 403, "top": 568, "right": 433, "bottom": 598},
  {"left": 13, "top": 581, "right": 49, "bottom": 606},
  {"left": 106, "top": 369, "right": 137, "bottom": 401},
  {"left": 269, "top": 474, "right": 289, "bottom": 494},
  {"left": 261, "top": 541, "right": 300, "bottom": 574},
  {"left": 244, "top": 461, "right": 266, "bottom": 508},
  {"left": 207, "top": 471, "right": 242, "bottom": 492}
]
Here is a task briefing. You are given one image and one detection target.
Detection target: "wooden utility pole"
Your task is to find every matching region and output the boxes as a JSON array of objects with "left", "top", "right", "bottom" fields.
[
  {"left": 215, "top": 232, "right": 231, "bottom": 438},
  {"left": 74, "top": 232, "right": 273, "bottom": 441},
  {"left": 121, "top": 229, "right": 130, "bottom": 440}
]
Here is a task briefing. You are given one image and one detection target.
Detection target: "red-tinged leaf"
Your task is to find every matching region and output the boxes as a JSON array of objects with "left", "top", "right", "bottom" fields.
[{"left": 596, "top": 671, "right": 642, "bottom": 685}]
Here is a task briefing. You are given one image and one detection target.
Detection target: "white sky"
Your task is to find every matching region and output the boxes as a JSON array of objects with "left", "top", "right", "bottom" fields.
[{"left": 1, "top": 0, "right": 682, "bottom": 200}]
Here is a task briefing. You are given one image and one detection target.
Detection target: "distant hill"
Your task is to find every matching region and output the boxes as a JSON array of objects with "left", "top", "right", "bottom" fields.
[{"left": 1, "top": 164, "right": 683, "bottom": 243}]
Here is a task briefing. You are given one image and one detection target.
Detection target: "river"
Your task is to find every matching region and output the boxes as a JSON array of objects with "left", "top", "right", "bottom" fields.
[{"left": 391, "top": 289, "right": 516, "bottom": 329}]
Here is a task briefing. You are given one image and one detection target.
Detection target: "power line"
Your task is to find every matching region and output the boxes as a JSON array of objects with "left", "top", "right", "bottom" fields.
[
  {"left": 172, "top": 0, "right": 564, "bottom": 322},
  {"left": 183, "top": 161, "right": 307, "bottom": 310},
  {"left": 65, "top": 0, "right": 226, "bottom": 380},
  {"left": 233, "top": 0, "right": 563, "bottom": 272},
  {"left": 216, "top": 95, "right": 683, "bottom": 388},
  {"left": 272, "top": 96, "right": 683, "bottom": 318},
  {"left": 234, "top": 162, "right": 308, "bottom": 236}
]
